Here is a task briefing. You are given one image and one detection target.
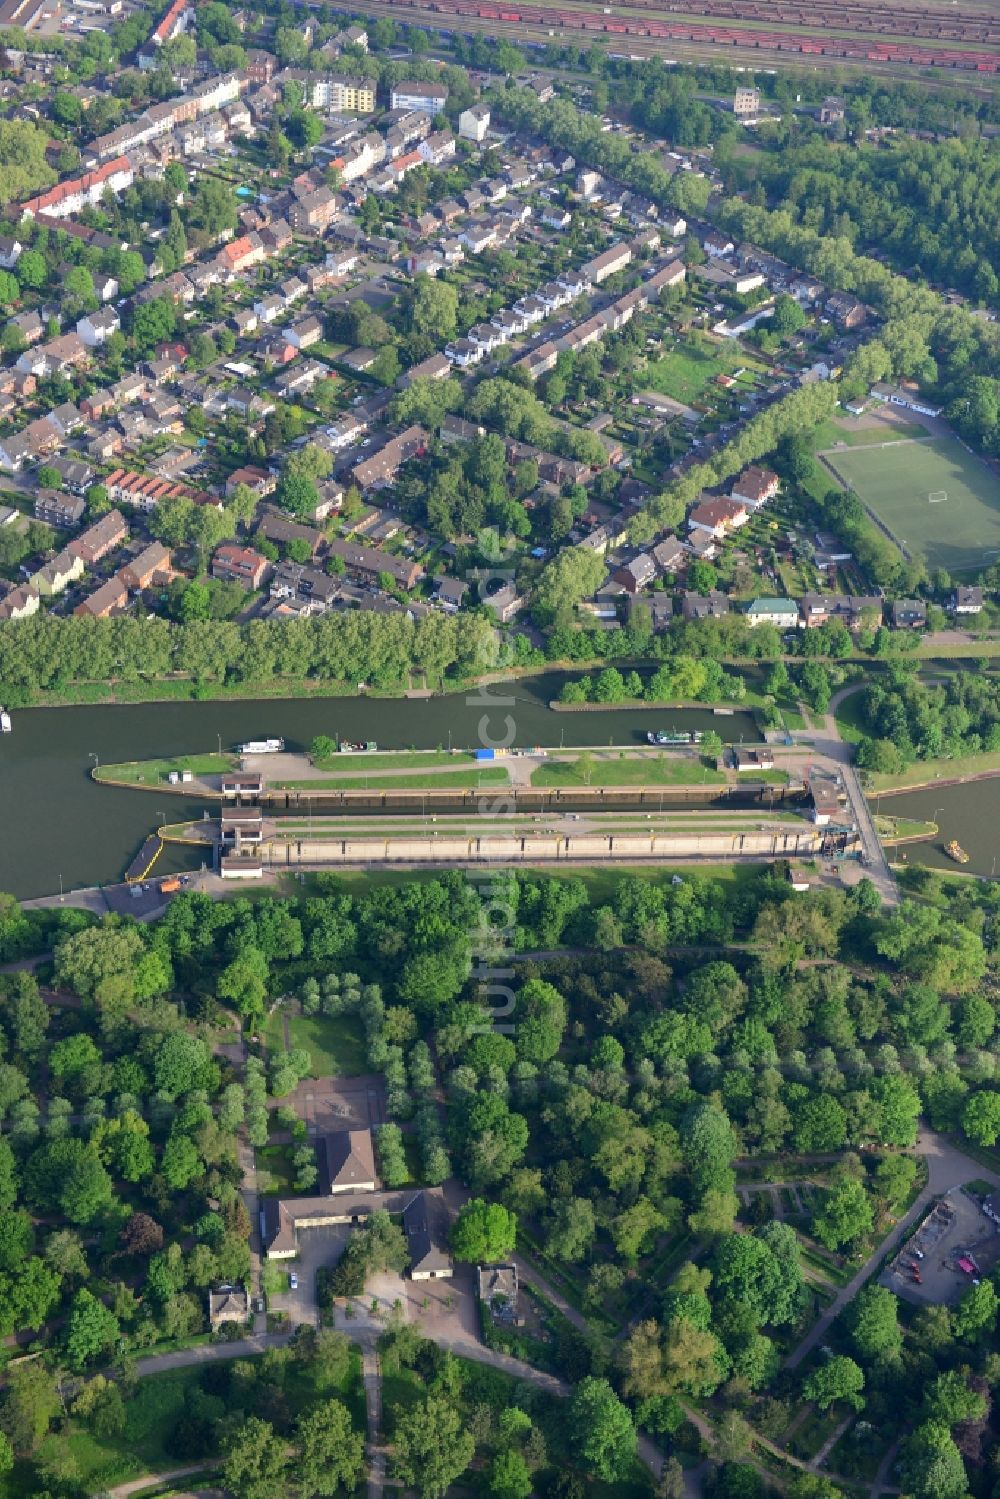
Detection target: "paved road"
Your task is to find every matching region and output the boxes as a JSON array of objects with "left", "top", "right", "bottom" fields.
[{"left": 784, "top": 1127, "right": 996, "bottom": 1370}]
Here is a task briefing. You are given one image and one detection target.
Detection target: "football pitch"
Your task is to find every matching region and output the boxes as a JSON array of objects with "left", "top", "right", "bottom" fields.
[{"left": 825, "top": 437, "right": 1000, "bottom": 575}]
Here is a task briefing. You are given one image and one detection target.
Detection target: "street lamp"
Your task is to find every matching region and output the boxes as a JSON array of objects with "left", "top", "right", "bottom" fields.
[{"left": 932, "top": 806, "right": 944, "bottom": 829}]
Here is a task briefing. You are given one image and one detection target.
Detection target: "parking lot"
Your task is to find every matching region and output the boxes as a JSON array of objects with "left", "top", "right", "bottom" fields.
[
  {"left": 268, "top": 1223, "right": 353, "bottom": 1326},
  {"left": 880, "top": 1188, "right": 1000, "bottom": 1306}
]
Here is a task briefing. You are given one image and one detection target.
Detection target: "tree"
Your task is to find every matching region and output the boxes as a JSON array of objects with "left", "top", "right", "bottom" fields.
[
  {"left": 901, "top": 1421, "right": 968, "bottom": 1499},
  {"left": 296, "top": 1399, "right": 364, "bottom": 1496},
  {"left": 952, "top": 1277, "right": 997, "bottom": 1340},
  {"left": 961, "top": 1090, "right": 1000, "bottom": 1147},
  {"left": 812, "top": 1178, "right": 873, "bottom": 1251},
  {"left": 451, "top": 1199, "right": 516, "bottom": 1262},
  {"left": 849, "top": 1285, "right": 901, "bottom": 1363},
  {"left": 391, "top": 1394, "right": 475, "bottom": 1498},
  {"left": 410, "top": 275, "right": 458, "bottom": 342},
  {"left": 0, "top": 1360, "right": 61, "bottom": 1453},
  {"left": 65, "top": 1288, "right": 120, "bottom": 1369},
  {"left": 569, "top": 1378, "right": 636, "bottom": 1482},
  {"left": 545, "top": 1197, "right": 596, "bottom": 1262},
  {"left": 224, "top": 1416, "right": 288, "bottom": 1499},
  {"left": 803, "top": 1355, "right": 864, "bottom": 1411},
  {"left": 923, "top": 1370, "right": 988, "bottom": 1428},
  {"left": 490, "top": 1449, "right": 532, "bottom": 1499},
  {"left": 771, "top": 293, "right": 807, "bottom": 337}
]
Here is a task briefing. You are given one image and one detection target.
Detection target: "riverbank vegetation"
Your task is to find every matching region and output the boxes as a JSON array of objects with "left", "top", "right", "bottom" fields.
[{"left": 850, "top": 666, "right": 1000, "bottom": 778}]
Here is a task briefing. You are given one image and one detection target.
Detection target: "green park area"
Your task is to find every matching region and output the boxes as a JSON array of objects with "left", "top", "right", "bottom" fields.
[
  {"left": 641, "top": 335, "right": 767, "bottom": 406},
  {"left": 825, "top": 436, "right": 1000, "bottom": 574}
]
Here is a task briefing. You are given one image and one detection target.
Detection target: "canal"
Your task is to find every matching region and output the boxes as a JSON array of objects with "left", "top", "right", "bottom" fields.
[
  {"left": 0, "top": 677, "right": 758, "bottom": 899},
  {"left": 875, "top": 778, "right": 1000, "bottom": 880}
]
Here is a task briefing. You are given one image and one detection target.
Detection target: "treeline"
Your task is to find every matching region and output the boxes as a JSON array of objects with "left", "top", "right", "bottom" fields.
[{"left": 0, "top": 610, "right": 497, "bottom": 701}]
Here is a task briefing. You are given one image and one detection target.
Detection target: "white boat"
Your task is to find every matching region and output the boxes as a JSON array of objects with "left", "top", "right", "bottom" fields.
[
  {"left": 238, "top": 737, "right": 284, "bottom": 755},
  {"left": 0, "top": 707, "right": 10, "bottom": 733}
]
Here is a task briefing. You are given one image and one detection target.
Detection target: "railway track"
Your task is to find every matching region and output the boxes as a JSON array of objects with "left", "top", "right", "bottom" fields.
[{"left": 332, "top": 0, "right": 1000, "bottom": 74}]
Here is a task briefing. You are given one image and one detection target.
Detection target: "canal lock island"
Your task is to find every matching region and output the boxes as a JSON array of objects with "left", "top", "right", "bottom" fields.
[{"left": 2, "top": 7, "right": 1000, "bottom": 1497}]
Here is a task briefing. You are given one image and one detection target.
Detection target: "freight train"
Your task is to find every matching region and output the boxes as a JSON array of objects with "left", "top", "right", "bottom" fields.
[{"left": 359, "top": 0, "right": 1000, "bottom": 73}]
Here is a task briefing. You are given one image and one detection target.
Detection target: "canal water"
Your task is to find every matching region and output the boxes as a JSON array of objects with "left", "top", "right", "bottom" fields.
[
  {"left": 876, "top": 778, "right": 1000, "bottom": 880},
  {"left": 0, "top": 676, "right": 757, "bottom": 899}
]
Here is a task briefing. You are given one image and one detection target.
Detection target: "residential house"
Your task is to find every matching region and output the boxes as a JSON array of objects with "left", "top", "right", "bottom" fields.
[
  {"left": 826, "top": 291, "right": 867, "bottom": 329},
  {"left": 33, "top": 548, "right": 84, "bottom": 597},
  {"left": 613, "top": 553, "right": 656, "bottom": 594},
  {"left": 458, "top": 104, "right": 490, "bottom": 141},
  {"left": 892, "top": 599, "right": 927, "bottom": 630},
  {"left": 0, "top": 584, "right": 40, "bottom": 621},
  {"left": 681, "top": 591, "right": 730, "bottom": 620},
  {"left": 118, "top": 541, "right": 170, "bottom": 592},
  {"left": 651, "top": 535, "right": 687, "bottom": 575},
  {"left": 433, "top": 576, "right": 468, "bottom": 612},
  {"left": 325, "top": 538, "right": 423, "bottom": 591},
  {"left": 71, "top": 312, "right": 120, "bottom": 357},
  {"left": 74, "top": 576, "right": 128, "bottom": 617},
  {"left": 207, "top": 1286, "right": 250, "bottom": 1331},
  {"left": 730, "top": 466, "right": 780, "bottom": 511},
  {"left": 68, "top": 509, "right": 128, "bottom": 565},
  {"left": 687, "top": 496, "right": 748, "bottom": 539},
  {"left": 746, "top": 597, "right": 799, "bottom": 629},
  {"left": 952, "top": 586, "right": 983, "bottom": 615},
  {"left": 35, "top": 491, "right": 84, "bottom": 528},
  {"left": 212, "top": 544, "right": 270, "bottom": 590},
  {"left": 48, "top": 457, "right": 93, "bottom": 494}
]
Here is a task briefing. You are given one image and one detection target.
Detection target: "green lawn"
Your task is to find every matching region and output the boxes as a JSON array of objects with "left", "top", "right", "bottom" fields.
[
  {"left": 824, "top": 436, "right": 1000, "bottom": 574},
  {"left": 95, "top": 752, "right": 236, "bottom": 786},
  {"left": 264, "top": 1005, "right": 368, "bottom": 1077},
  {"left": 257, "top": 1142, "right": 296, "bottom": 1195},
  {"left": 532, "top": 755, "right": 725, "bottom": 787},
  {"left": 272, "top": 767, "right": 510, "bottom": 790}
]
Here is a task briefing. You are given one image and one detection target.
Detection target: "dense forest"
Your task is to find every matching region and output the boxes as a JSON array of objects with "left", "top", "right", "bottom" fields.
[
  {"left": 726, "top": 136, "right": 1000, "bottom": 307},
  {"left": 3, "top": 857, "right": 999, "bottom": 1494}
]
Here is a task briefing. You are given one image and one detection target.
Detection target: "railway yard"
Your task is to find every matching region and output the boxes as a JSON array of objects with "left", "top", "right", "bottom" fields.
[{"left": 332, "top": 0, "right": 1000, "bottom": 78}]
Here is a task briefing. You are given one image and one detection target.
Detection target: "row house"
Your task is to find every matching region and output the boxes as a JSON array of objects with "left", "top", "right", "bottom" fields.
[
  {"left": 16, "top": 333, "right": 90, "bottom": 379},
  {"left": 325, "top": 537, "right": 423, "bottom": 591},
  {"left": 581, "top": 241, "right": 632, "bottom": 284},
  {"left": 105, "top": 468, "right": 217, "bottom": 511},
  {"left": 119, "top": 541, "right": 171, "bottom": 592},
  {"left": 19, "top": 156, "right": 133, "bottom": 218},
  {"left": 351, "top": 425, "right": 428, "bottom": 491},
  {"left": 212, "top": 543, "right": 271, "bottom": 590},
  {"left": 687, "top": 496, "right": 749, "bottom": 540},
  {"left": 74, "top": 576, "right": 128, "bottom": 618}
]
